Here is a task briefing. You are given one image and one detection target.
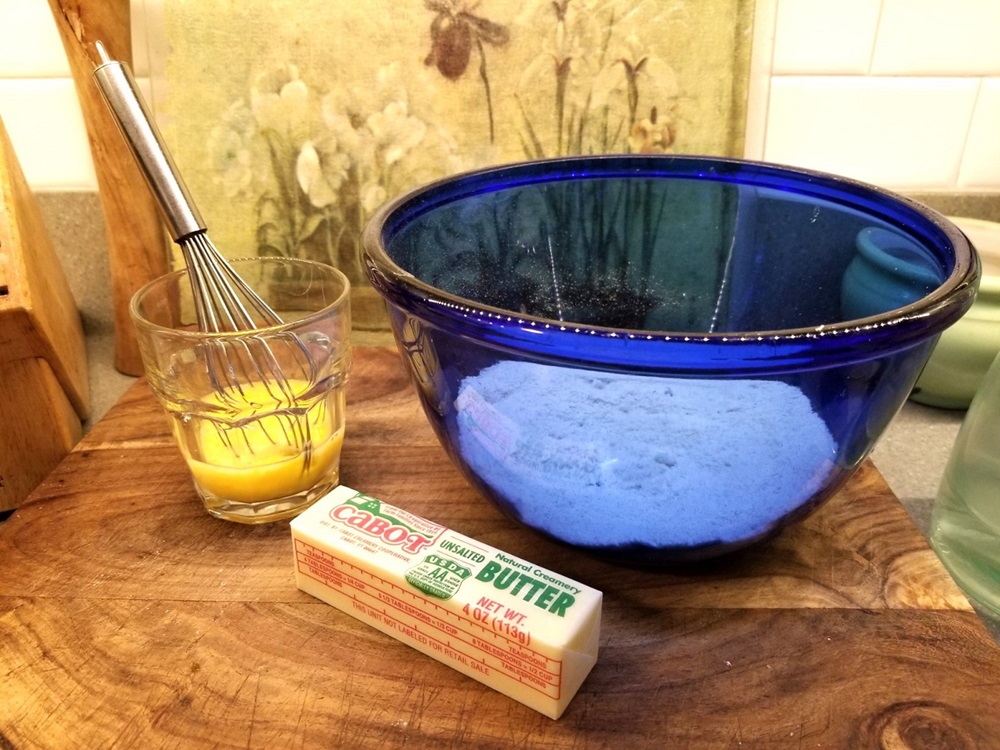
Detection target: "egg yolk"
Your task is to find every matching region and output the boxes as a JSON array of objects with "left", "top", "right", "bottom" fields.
[{"left": 176, "top": 382, "right": 344, "bottom": 504}]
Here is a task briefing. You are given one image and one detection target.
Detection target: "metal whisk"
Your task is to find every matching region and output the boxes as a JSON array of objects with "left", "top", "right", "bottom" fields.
[{"left": 92, "top": 42, "right": 313, "bottom": 406}]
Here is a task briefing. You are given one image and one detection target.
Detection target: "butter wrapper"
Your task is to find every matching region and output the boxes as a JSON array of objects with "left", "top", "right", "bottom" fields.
[{"left": 291, "top": 485, "right": 602, "bottom": 719}]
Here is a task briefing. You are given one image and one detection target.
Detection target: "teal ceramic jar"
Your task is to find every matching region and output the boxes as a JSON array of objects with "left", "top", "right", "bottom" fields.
[
  {"left": 912, "top": 218, "right": 1000, "bottom": 410},
  {"left": 841, "top": 226, "right": 943, "bottom": 321}
]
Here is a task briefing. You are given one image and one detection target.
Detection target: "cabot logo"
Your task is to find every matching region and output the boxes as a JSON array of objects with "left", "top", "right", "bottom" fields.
[{"left": 330, "top": 494, "right": 438, "bottom": 554}]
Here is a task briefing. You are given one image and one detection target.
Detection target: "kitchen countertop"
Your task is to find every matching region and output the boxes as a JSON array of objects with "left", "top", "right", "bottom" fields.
[{"left": 34, "top": 191, "right": 1000, "bottom": 645}]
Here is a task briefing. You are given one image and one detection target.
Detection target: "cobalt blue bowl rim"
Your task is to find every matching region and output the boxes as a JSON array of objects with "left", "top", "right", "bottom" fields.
[{"left": 361, "top": 154, "right": 980, "bottom": 375}]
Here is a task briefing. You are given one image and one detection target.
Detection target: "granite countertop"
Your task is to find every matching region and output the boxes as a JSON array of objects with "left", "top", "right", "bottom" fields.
[{"left": 36, "top": 190, "right": 1000, "bottom": 643}]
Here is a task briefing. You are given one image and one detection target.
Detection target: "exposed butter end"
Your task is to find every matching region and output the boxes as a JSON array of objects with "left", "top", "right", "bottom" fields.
[{"left": 290, "top": 485, "right": 602, "bottom": 719}]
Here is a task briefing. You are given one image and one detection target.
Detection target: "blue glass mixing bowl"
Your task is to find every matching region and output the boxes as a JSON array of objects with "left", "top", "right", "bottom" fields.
[{"left": 361, "top": 156, "right": 978, "bottom": 564}]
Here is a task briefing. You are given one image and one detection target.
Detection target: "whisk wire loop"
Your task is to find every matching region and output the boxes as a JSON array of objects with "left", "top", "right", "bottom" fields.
[{"left": 183, "top": 233, "right": 282, "bottom": 332}]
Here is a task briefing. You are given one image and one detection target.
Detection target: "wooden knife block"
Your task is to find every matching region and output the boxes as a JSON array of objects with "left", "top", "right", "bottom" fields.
[{"left": 0, "top": 115, "right": 90, "bottom": 512}]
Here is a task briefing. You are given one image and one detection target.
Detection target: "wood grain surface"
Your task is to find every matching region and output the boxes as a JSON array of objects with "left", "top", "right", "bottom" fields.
[
  {"left": 1, "top": 347, "right": 999, "bottom": 749},
  {"left": 47, "top": 0, "right": 169, "bottom": 376},
  {"left": 0, "top": 114, "right": 89, "bottom": 417},
  {"left": 0, "top": 115, "right": 87, "bottom": 510},
  {"left": 0, "top": 358, "right": 80, "bottom": 512}
]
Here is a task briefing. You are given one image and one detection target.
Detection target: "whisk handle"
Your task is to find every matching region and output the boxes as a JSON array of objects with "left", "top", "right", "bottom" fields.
[{"left": 92, "top": 42, "right": 205, "bottom": 241}]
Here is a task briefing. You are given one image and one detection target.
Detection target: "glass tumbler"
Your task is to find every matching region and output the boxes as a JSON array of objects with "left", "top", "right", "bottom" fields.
[{"left": 131, "top": 257, "right": 352, "bottom": 523}]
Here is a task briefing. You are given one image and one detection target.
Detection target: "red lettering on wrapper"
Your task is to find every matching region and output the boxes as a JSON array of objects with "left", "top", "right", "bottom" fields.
[{"left": 331, "top": 504, "right": 437, "bottom": 554}]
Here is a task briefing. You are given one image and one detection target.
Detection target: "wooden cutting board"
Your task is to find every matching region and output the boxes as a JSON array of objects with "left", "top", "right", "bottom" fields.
[{"left": 1, "top": 347, "right": 999, "bottom": 748}]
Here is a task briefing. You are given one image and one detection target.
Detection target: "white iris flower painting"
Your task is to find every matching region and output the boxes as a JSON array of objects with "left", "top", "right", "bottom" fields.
[{"left": 160, "top": 0, "right": 753, "bottom": 332}]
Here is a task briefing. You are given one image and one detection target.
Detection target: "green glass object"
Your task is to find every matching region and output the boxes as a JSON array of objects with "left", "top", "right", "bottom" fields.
[{"left": 932, "top": 349, "right": 1000, "bottom": 616}]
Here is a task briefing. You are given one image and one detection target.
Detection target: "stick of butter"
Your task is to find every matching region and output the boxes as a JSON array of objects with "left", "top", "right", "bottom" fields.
[{"left": 290, "top": 485, "right": 602, "bottom": 719}]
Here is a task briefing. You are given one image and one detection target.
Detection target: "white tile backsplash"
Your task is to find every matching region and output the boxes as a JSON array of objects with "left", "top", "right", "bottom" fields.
[
  {"left": 873, "top": 0, "right": 1000, "bottom": 76},
  {"left": 958, "top": 78, "right": 1000, "bottom": 189},
  {"left": 772, "top": 0, "right": 880, "bottom": 75},
  {"left": 765, "top": 76, "right": 979, "bottom": 189},
  {"left": 0, "top": 78, "right": 96, "bottom": 190},
  {"left": 754, "top": 0, "right": 1000, "bottom": 192},
  {"left": 0, "top": 0, "right": 71, "bottom": 77},
  {"left": 0, "top": 0, "right": 998, "bottom": 194}
]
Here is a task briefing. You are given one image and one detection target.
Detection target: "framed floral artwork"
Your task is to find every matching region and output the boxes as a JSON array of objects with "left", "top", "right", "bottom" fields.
[{"left": 158, "top": 0, "right": 754, "bottom": 334}]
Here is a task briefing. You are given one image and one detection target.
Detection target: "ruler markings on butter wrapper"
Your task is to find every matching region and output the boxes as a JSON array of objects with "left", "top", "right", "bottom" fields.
[
  {"left": 294, "top": 539, "right": 563, "bottom": 695},
  {"left": 290, "top": 486, "right": 601, "bottom": 719}
]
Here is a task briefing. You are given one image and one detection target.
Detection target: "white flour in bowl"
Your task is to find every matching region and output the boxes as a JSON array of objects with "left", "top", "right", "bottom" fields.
[{"left": 454, "top": 361, "right": 837, "bottom": 548}]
